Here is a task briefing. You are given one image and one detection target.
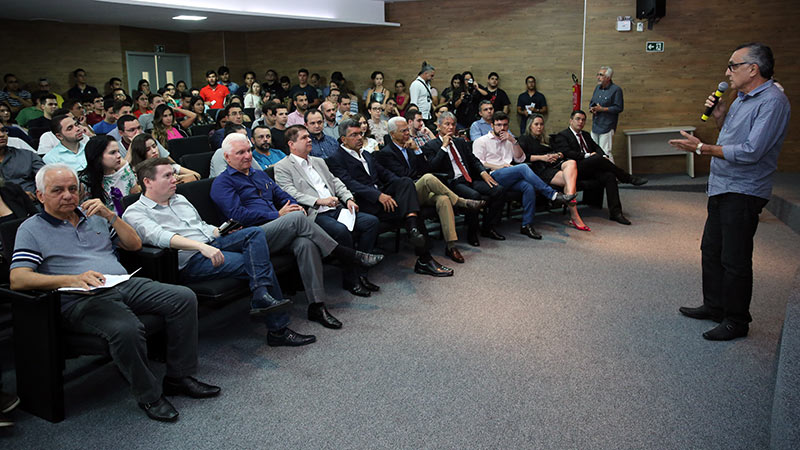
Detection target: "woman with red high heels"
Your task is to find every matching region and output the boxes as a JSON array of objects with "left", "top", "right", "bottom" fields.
[{"left": 518, "top": 114, "right": 589, "bottom": 231}]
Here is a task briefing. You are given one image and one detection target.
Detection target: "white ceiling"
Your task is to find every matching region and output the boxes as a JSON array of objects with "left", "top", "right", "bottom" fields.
[{"left": 3, "top": 0, "right": 412, "bottom": 32}]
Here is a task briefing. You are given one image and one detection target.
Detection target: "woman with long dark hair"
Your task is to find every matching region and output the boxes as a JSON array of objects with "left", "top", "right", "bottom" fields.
[
  {"left": 151, "top": 104, "right": 188, "bottom": 148},
  {"left": 79, "top": 135, "right": 140, "bottom": 215},
  {"left": 137, "top": 79, "right": 151, "bottom": 96},
  {"left": 129, "top": 133, "right": 200, "bottom": 184}
]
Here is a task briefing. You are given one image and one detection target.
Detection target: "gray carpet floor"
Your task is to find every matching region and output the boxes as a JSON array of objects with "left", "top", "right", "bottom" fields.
[{"left": 3, "top": 180, "right": 799, "bottom": 449}]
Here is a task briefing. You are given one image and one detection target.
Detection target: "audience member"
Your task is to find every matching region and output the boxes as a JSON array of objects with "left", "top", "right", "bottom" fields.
[
  {"left": 410, "top": 62, "right": 436, "bottom": 123},
  {"left": 251, "top": 102, "right": 276, "bottom": 129},
  {"left": 262, "top": 69, "right": 284, "bottom": 100},
  {"left": 138, "top": 94, "right": 165, "bottom": 132},
  {"left": 376, "top": 117, "right": 485, "bottom": 263},
  {"left": 518, "top": 114, "right": 588, "bottom": 231},
  {"left": 454, "top": 71, "right": 486, "bottom": 128},
  {"left": 210, "top": 124, "right": 255, "bottom": 178},
  {"left": 12, "top": 164, "right": 219, "bottom": 422},
  {"left": 365, "top": 71, "right": 390, "bottom": 107},
  {"left": 36, "top": 108, "right": 91, "bottom": 157},
  {"left": 588, "top": 66, "right": 624, "bottom": 163},
  {"left": 129, "top": 133, "right": 199, "bottom": 183},
  {"left": 217, "top": 66, "right": 239, "bottom": 95},
  {"left": 211, "top": 104, "right": 251, "bottom": 149},
  {"left": 85, "top": 93, "right": 105, "bottom": 126},
  {"left": 113, "top": 115, "right": 170, "bottom": 160},
  {"left": 355, "top": 114, "right": 380, "bottom": 153},
  {"left": 286, "top": 92, "right": 309, "bottom": 127},
  {"left": 188, "top": 96, "right": 214, "bottom": 127},
  {"left": 26, "top": 94, "right": 59, "bottom": 131},
  {"left": 0, "top": 126, "right": 44, "bottom": 197},
  {"left": 469, "top": 100, "right": 495, "bottom": 141},
  {"left": 336, "top": 95, "right": 352, "bottom": 123},
  {"left": 328, "top": 119, "right": 453, "bottom": 277},
  {"left": 440, "top": 74, "right": 463, "bottom": 107},
  {"left": 43, "top": 114, "right": 88, "bottom": 170},
  {"left": 367, "top": 101, "right": 388, "bottom": 146},
  {"left": 244, "top": 81, "right": 264, "bottom": 112},
  {"left": 0, "top": 74, "right": 33, "bottom": 114},
  {"left": 151, "top": 104, "right": 188, "bottom": 147},
  {"left": 250, "top": 125, "right": 287, "bottom": 168},
  {"left": 235, "top": 71, "right": 256, "bottom": 97},
  {"left": 305, "top": 109, "right": 339, "bottom": 159},
  {"left": 551, "top": 110, "right": 647, "bottom": 225},
  {"left": 93, "top": 99, "right": 131, "bottom": 135},
  {"left": 268, "top": 102, "right": 290, "bottom": 152},
  {"left": 199, "top": 70, "right": 230, "bottom": 109},
  {"left": 66, "top": 68, "right": 99, "bottom": 101},
  {"left": 472, "top": 112, "right": 575, "bottom": 239},
  {"left": 319, "top": 101, "right": 340, "bottom": 139},
  {"left": 483, "top": 72, "right": 511, "bottom": 115},
  {"left": 136, "top": 79, "right": 152, "bottom": 97},
  {"left": 78, "top": 135, "right": 139, "bottom": 214},
  {"left": 406, "top": 109, "right": 436, "bottom": 149},
  {"left": 133, "top": 91, "right": 151, "bottom": 118},
  {"left": 210, "top": 132, "right": 383, "bottom": 329},
  {"left": 32, "top": 77, "right": 64, "bottom": 107},
  {"left": 14, "top": 95, "right": 45, "bottom": 128},
  {"left": 393, "top": 79, "right": 409, "bottom": 115},
  {"left": 289, "top": 69, "right": 320, "bottom": 109},
  {"left": 274, "top": 125, "right": 381, "bottom": 297},
  {"left": 309, "top": 72, "right": 324, "bottom": 99}
]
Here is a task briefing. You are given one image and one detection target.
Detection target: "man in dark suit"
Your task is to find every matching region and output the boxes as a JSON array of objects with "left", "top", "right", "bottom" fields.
[
  {"left": 375, "top": 117, "right": 484, "bottom": 263},
  {"left": 327, "top": 119, "right": 453, "bottom": 277},
  {"left": 551, "top": 110, "right": 647, "bottom": 225},
  {"left": 422, "top": 112, "right": 507, "bottom": 245}
]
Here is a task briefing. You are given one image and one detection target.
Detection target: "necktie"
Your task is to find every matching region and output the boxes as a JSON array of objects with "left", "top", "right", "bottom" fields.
[
  {"left": 576, "top": 132, "right": 589, "bottom": 154},
  {"left": 449, "top": 142, "right": 472, "bottom": 183}
]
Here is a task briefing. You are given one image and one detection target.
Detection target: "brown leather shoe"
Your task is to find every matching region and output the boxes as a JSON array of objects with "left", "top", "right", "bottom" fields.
[{"left": 444, "top": 246, "right": 465, "bottom": 263}]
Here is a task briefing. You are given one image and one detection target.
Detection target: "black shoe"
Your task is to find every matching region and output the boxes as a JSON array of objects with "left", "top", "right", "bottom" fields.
[
  {"left": 610, "top": 213, "right": 632, "bottom": 225},
  {"left": 138, "top": 396, "right": 179, "bottom": 422},
  {"left": 408, "top": 227, "right": 426, "bottom": 248},
  {"left": 0, "top": 412, "right": 12, "bottom": 428},
  {"left": 480, "top": 228, "right": 506, "bottom": 241},
  {"left": 467, "top": 233, "right": 480, "bottom": 247},
  {"left": 267, "top": 328, "right": 317, "bottom": 347},
  {"left": 702, "top": 320, "right": 749, "bottom": 341},
  {"left": 0, "top": 391, "right": 20, "bottom": 414},
  {"left": 520, "top": 224, "right": 542, "bottom": 240},
  {"left": 308, "top": 303, "right": 343, "bottom": 329},
  {"left": 629, "top": 176, "right": 648, "bottom": 186},
  {"left": 551, "top": 192, "right": 577, "bottom": 207},
  {"left": 414, "top": 257, "right": 454, "bottom": 277},
  {"left": 163, "top": 376, "right": 221, "bottom": 399},
  {"left": 460, "top": 199, "right": 486, "bottom": 211},
  {"left": 444, "top": 246, "right": 465, "bottom": 263},
  {"left": 679, "top": 305, "right": 723, "bottom": 323},
  {"left": 250, "top": 294, "right": 292, "bottom": 317},
  {"left": 359, "top": 275, "right": 380, "bottom": 292},
  {"left": 346, "top": 284, "right": 371, "bottom": 297},
  {"left": 354, "top": 251, "right": 384, "bottom": 268}
]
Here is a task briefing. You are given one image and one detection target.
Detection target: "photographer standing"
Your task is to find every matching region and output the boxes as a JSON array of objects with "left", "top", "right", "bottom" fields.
[{"left": 454, "top": 71, "right": 488, "bottom": 129}]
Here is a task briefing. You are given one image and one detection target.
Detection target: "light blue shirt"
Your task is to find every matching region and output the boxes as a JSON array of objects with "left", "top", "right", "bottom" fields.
[
  {"left": 709, "top": 79, "right": 791, "bottom": 199},
  {"left": 252, "top": 148, "right": 287, "bottom": 168},
  {"left": 43, "top": 141, "right": 87, "bottom": 171},
  {"left": 469, "top": 118, "right": 492, "bottom": 141}
]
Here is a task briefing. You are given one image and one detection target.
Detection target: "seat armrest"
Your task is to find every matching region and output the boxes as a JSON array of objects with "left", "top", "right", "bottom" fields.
[{"left": 119, "top": 245, "right": 180, "bottom": 284}]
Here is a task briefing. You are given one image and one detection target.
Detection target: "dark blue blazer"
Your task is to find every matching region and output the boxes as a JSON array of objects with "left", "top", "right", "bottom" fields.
[{"left": 326, "top": 146, "right": 401, "bottom": 206}]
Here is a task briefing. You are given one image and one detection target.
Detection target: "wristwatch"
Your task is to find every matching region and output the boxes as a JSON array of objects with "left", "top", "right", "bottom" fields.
[{"left": 695, "top": 142, "right": 703, "bottom": 155}]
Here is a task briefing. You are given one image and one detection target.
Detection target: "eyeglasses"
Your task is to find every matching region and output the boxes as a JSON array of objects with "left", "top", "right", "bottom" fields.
[{"left": 727, "top": 61, "right": 753, "bottom": 71}]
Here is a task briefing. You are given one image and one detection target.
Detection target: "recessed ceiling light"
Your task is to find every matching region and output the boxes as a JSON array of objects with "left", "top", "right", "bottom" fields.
[{"left": 172, "top": 15, "right": 207, "bottom": 21}]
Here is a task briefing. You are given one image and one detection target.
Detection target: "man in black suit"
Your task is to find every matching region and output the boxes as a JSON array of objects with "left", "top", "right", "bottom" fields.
[
  {"left": 375, "top": 117, "right": 484, "bottom": 263},
  {"left": 422, "top": 112, "right": 507, "bottom": 245},
  {"left": 327, "top": 119, "right": 453, "bottom": 277},
  {"left": 551, "top": 110, "right": 647, "bottom": 225}
]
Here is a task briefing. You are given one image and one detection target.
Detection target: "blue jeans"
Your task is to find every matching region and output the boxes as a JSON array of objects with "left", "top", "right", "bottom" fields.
[
  {"left": 490, "top": 164, "right": 556, "bottom": 226},
  {"left": 180, "top": 226, "right": 289, "bottom": 330},
  {"left": 315, "top": 208, "right": 379, "bottom": 288}
]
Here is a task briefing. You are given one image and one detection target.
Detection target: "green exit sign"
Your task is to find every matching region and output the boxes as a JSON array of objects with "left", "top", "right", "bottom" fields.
[{"left": 646, "top": 41, "right": 664, "bottom": 52}]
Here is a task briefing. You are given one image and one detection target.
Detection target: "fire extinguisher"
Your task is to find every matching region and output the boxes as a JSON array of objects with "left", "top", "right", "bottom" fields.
[{"left": 572, "top": 74, "right": 581, "bottom": 111}]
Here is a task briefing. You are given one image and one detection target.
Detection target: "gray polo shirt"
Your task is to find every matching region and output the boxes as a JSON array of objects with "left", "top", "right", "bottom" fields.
[
  {"left": 0, "top": 146, "right": 44, "bottom": 193},
  {"left": 10, "top": 209, "right": 125, "bottom": 310}
]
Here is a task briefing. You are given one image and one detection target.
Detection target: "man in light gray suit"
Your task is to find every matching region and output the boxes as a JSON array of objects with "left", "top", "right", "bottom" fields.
[{"left": 274, "top": 125, "right": 381, "bottom": 297}]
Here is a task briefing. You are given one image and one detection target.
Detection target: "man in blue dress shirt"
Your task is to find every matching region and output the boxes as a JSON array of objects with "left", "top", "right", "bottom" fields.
[{"left": 670, "top": 42, "right": 791, "bottom": 341}]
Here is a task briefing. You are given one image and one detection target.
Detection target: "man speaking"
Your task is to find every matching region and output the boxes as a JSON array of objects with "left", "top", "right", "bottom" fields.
[{"left": 670, "top": 43, "right": 790, "bottom": 341}]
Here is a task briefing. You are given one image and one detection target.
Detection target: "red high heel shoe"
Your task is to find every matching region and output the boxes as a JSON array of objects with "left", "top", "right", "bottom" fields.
[{"left": 568, "top": 220, "right": 591, "bottom": 232}]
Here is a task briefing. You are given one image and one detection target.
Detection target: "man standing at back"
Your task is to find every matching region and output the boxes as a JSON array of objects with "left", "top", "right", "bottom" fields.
[
  {"left": 588, "top": 66, "right": 623, "bottom": 163},
  {"left": 410, "top": 62, "right": 435, "bottom": 127},
  {"left": 670, "top": 43, "right": 791, "bottom": 341},
  {"left": 199, "top": 70, "right": 229, "bottom": 109}
]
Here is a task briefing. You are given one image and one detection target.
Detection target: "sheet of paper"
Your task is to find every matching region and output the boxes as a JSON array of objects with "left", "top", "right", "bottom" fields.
[
  {"left": 337, "top": 207, "right": 356, "bottom": 232},
  {"left": 59, "top": 268, "right": 141, "bottom": 293}
]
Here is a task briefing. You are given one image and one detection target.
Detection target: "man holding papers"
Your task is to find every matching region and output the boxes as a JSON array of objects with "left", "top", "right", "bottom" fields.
[
  {"left": 274, "top": 125, "right": 380, "bottom": 297},
  {"left": 10, "top": 164, "right": 219, "bottom": 423},
  {"left": 209, "top": 132, "right": 384, "bottom": 329}
]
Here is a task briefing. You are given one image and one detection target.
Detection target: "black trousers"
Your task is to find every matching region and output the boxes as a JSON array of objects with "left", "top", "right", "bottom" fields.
[
  {"left": 448, "top": 176, "right": 507, "bottom": 234},
  {"left": 576, "top": 155, "right": 630, "bottom": 216},
  {"left": 701, "top": 193, "right": 768, "bottom": 325},
  {"left": 361, "top": 177, "right": 430, "bottom": 256}
]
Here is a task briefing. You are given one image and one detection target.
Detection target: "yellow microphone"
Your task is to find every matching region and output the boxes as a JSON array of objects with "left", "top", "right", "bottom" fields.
[{"left": 701, "top": 82, "right": 729, "bottom": 121}]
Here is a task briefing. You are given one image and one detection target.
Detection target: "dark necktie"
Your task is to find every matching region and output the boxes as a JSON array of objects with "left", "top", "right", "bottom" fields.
[
  {"left": 576, "top": 132, "right": 589, "bottom": 154},
  {"left": 449, "top": 142, "right": 472, "bottom": 183}
]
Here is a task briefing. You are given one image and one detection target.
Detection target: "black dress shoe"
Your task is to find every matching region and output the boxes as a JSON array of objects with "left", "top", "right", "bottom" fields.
[
  {"left": 354, "top": 251, "right": 384, "bottom": 268},
  {"left": 679, "top": 305, "right": 723, "bottom": 323},
  {"left": 359, "top": 275, "right": 380, "bottom": 292},
  {"left": 163, "top": 376, "right": 221, "bottom": 399},
  {"left": 610, "top": 213, "right": 632, "bottom": 225},
  {"left": 480, "top": 228, "right": 505, "bottom": 241},
  {"left": 414, "top": 257, "right": 454, "bottom": 277},
  {"left": 460, "top": 199, "right": 486, "bottom": 211},
  {"left": 629, "top": 176, "right": 648, "bottom": 186},
  {"left": 308, "top": 302, "right": 343, "bottom": 329},
  {"left": 346, "top": 284, "right": 371, "bottom": 297},
  {"left": 138, "top": 396, "right": 179, "bottom": 422},
  {"left": 520, "top": 224, "right": 542, "bottom": 240},
  {"left": 408, "top": 227, "right": 426, "bottom": 248},
  {"left": 267, "top": 328, "right": 317, "bottom": 347},
  {"left": 703, "top": 320, "right": 749, "bottom": 341},
  {"left": 444, "top": 246, "right": 465, "bottom": 263},
  {"left": 250, "top": 293, "right": 292, "bottom": 316},
  {"left": 467, "top": 233, "right": 480, "bottom": 247}
]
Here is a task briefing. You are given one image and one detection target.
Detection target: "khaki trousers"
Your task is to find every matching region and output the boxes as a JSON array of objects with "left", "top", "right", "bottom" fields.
[{"left": 415, "top": 173, "right": 459, "bottom": 242}]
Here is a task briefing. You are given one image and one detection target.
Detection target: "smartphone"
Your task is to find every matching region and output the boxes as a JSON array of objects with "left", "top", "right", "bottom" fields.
[{"left": 218, "top": 219, "right": 241, "bottom": 236}]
